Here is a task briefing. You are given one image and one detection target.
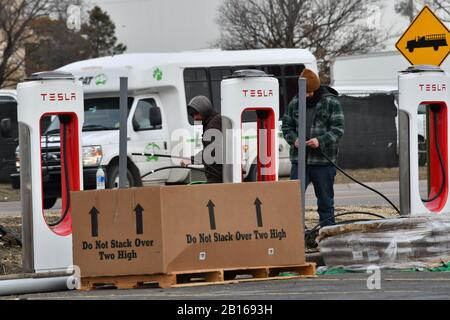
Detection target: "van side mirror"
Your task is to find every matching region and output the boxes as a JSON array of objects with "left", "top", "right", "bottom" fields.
[
  {"left": 150, "top": 106, "right": 162, "bottom": 128},
  {"left": 1, "top": 118, "right": 11, "bottom": 138}
]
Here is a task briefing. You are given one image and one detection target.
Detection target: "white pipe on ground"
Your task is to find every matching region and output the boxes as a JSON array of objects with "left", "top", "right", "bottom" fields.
[{"left": 0, "top": 276, "right": 74, "bottom": 297}]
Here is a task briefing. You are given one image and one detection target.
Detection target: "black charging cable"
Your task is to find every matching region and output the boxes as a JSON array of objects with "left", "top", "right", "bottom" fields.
[
  {"left": 132, "top": 152, "right": 223, "bottom": 177},
  {"left": 308, "top": 211, "right": 386, "bottom": 233},
  {"left": 48, "top": 116, "right": 71, "bottom": 227},
  {"left": 316, "top": 148, "right": 400, "bottom": 213},
  {"left": 303, "top": 143, "right": 397, "bottom": 248},
  {"left": 141, "top": 165, "right": 222, "bottom": 180},
  {"left": 304, "top": 211, "right": 387, "bottom": 250},
  {"left": 421, "top": 108, "right": 446, "bottom": 203},
  {"left": 132, "top": 152, "right": 190, "bottom": 161}
]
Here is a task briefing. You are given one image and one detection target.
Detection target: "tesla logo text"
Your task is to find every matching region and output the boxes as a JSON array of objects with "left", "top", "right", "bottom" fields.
[
  {"left": 242, "top": 89, "right": 273, "bottom": 98},
  {"left": 419, "top": 84, "right": 447, "bottom": 92},
  {"left": 41, "top": 93, "right": 77, "bottom": 102}
]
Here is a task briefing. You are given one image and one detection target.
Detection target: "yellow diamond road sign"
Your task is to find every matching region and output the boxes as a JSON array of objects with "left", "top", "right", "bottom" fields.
[{"left": 396, "top": 6, "right": 450, "bottom": 66}]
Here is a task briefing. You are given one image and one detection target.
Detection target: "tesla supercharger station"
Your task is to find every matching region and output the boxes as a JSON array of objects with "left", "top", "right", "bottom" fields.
[
  {"left": 221, "top": 70, "right": 279, "bottom": 183},
  {"left": 399, "top": 65, "right": 450, "bottom": 216},
  {"left": 17, "top": 72, "right": 84, "bottom": 273}
]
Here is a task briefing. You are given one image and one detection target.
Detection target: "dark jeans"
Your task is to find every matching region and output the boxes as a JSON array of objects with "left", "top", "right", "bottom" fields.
[{"left": 291, "top": 162, "right": 336, "bottom": 227}]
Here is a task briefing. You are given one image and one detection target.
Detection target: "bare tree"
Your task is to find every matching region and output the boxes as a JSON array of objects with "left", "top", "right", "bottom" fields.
[
  {"left": 396, "top": 0, "right": 450, "bottom": 22},
  {"left": 26, "top": 17, "right": 92, "bottom": 75},
  {"left": 427, "top": 0, "right": 450, "bottom": 20},
  {"left": 216, "top": 0, "right": 388, "bottom": 82},
  {"left": 395, "top": 0, "right": 421, "bottom": 22},
  {"left": 0, "top": 0, "right": 52, "bottom": 88}
]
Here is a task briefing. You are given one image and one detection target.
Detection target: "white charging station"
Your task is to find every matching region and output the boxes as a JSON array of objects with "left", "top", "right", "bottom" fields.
[
  {"left": 221, "top": 70, "right": 279, "bottom": 183},
  {"left": 398, "top": 65, "right": 450, "bottom": 216},
  {"left": 17, "top": 72, "right": 84, "bottom": 273}
]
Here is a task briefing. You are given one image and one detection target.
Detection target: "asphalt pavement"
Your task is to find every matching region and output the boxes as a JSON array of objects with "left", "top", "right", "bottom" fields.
[{"left": 4, "top": 271, "right": 450, "bottom": 300}]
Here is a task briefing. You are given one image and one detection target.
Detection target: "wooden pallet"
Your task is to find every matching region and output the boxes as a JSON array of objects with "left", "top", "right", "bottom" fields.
[{"left": 79, "top": 263, "right": 316, "bottom": 290}]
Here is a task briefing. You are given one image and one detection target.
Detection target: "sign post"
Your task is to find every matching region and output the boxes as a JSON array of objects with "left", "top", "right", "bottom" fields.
[
  {"left": 396, "top": 6, "right": 450, "bottom": 66},
  {"left": 298, "top": 78, "right": 307, "bottom": 227}
]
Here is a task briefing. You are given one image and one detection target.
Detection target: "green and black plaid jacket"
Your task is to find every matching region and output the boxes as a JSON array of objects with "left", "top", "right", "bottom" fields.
[{"left": 282, "top": 90, "right": 345, "bottom": 165}]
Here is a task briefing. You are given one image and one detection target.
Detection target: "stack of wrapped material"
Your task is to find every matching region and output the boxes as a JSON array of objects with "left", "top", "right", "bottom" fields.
[{"left": 318, "top": 216, "right": 450, "bottom": 270}]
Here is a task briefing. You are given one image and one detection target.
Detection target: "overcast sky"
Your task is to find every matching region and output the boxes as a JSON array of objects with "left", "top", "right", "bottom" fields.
[
  {"left": 85, "top": 0, "right": 411, "bottom": 54},
  {"left": 86, "top": 0, "right": 222, "bottom": 52}
]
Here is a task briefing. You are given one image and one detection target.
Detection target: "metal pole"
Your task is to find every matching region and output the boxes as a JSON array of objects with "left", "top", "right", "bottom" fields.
[
  {"left": 298, "top": 78, "right": 307, "bottom": 227},
  {"left": 119, "top": 77, "right": 128, "bottom": 188},
  {"left": 0, "top": 276, "right": 72, "bottom": 296}
]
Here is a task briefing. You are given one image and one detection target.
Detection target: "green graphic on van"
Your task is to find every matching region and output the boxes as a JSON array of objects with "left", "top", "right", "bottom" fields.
[
  {"left": 153, "top": 68, "right": 163, "bottom": 81},
  {"left": 145, "top": 142, "right": 161, "bottom": 161},
  {"left": 95, "top": 74, "right": 108, "bottom": 86}
]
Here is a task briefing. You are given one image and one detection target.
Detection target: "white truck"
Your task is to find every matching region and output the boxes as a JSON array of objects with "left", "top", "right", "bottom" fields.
[{"left": 5, "top": 49, "right": 318, "bottom": 207}]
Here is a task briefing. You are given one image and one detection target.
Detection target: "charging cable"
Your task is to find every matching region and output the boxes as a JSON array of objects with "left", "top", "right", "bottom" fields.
[
  {"left": 48, "top": 116, "right": 71, "bottom": 227},
  {"left": 421, "top": 108, "right": 446, "bottom": 203},
  {"left": 132, "top": 152, "right": 223, "bottom": 178},
  {"left": 140, "top": 165, "right": 222, "bottom": 180},
  {"left": 316, "top": 148, "right": 400, "bottom": 213}
]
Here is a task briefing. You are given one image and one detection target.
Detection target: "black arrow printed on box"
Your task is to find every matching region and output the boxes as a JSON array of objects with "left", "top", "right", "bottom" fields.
[
  {"left": 134, "top": 204, "right": 144, "bottom": 235},
  {"left": 207, "top": 200, "right": 216, "bottom": 230},
  {"left": 254, "top": 198, "right": 264, "bottom": 227},
  {"left": 89, "top": 207, "right": 99, "bottom": 237}
]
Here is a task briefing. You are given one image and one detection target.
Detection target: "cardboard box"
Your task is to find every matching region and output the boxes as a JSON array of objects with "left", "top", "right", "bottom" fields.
[{"left": 72, "top": 181, "right": 305, "bottom": 278}]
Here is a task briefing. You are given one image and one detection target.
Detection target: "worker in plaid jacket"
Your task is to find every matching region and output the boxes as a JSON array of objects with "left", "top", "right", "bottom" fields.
[{"left": 282, "top": 68, "right": 344, "bottom": 227}]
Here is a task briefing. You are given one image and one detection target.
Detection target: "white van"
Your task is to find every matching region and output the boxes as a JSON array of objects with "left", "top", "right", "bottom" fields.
[{"left": 10, "top": 49, "right": 318, "bottom": 206}]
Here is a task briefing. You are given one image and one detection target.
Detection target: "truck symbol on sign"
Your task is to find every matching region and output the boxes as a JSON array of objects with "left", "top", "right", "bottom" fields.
[{"left": 406, "top": 34, "right": 448, "bottom": 52}]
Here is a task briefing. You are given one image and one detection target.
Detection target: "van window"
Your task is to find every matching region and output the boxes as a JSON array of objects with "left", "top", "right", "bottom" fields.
[
  {"left": 184, "top": 68, "right": 210, "bottom": 105},
  {"left": 45, "top": 97, "right": 134, "bottom": 134},
  {"left": 266, "top": 65, "right": 282, "bottom": 77},
  {"left": 210, "top": 67, "right": 232, "bottom": 113},
  {"left": 0, "top": 95, "right": 15, "bottom": 103},
  {"left": 83, "top": 98, "right": 134, "bottom": 131},
  {"left": 133, "top": 98, "right": 162, "bottom": 131},
  {"left": 280, "top": 64, "right": 306, "bottom": 117}
]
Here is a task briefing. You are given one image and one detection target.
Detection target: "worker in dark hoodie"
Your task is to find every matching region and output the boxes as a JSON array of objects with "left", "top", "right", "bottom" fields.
[
  {"left": 282, "top": 69, "right": 344, "bottom": 227},
  {"left": 182, "top": 95, "right": 223, "bottom": 183}
]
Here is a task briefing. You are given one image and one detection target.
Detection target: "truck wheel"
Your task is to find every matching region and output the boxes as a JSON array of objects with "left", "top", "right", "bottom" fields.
[
  {"left": 434, "top": 46, "right": 439, "bottom": 51},
  {"left": 106, "top": 165, "right": 138, "bottom": 189},
  {"left": 244, "top": 164, "right": 257, "bottom": 182},
  {"left": 43, "top": 197, "right": 57, "bottom": 209},
  {"left": 409, "top": 48, "right": 414, "bottom": 53}
]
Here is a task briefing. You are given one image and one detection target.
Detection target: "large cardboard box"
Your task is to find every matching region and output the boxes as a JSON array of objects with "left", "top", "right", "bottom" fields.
[{"left": 72, "top": 181, "right": 305, "bottom": 277}]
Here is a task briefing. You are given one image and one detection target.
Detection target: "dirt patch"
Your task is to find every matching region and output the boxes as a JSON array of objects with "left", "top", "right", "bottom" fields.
[
  {"left": 0, "top": 184, "right": 20, "bottom": 202},
  {"left": 0, "top": 217, "right": 22, "bottom": 275},
  {"left": 304, "top": 206, "right": 399, "bottom": 230}
]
